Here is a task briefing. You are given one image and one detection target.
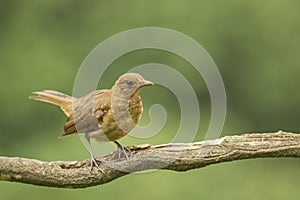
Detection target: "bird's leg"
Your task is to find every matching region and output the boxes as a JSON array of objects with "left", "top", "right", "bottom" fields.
[
  {"left": 85, "top": 134, "right": 103, "bottom": 173},
  {"left": 114, "top": 141, "right": 132, "bottom": 160}
]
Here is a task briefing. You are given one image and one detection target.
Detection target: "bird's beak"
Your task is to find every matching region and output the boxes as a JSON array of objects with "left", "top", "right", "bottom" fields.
[{"left": 140, "top": 80, "right": 154, "bottom": 87}]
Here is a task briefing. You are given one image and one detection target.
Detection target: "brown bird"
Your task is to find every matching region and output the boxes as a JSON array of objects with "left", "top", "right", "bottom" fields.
[{"left": 29, "top": 73, "right": 154, "bottom": 171}]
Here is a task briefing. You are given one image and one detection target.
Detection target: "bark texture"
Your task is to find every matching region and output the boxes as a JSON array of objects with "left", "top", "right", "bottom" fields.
[{"left": 0, "top": 131, "right": 299, "bottom": 188}]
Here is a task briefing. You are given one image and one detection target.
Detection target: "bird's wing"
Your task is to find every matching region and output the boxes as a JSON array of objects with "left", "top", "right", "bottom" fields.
[{"left": 60, "top": 89, "right": 110, "bottom": 137}]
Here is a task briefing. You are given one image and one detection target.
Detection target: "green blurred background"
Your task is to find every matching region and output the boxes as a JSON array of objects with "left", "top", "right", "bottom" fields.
[{"left": 1, "top": 0, "right": 300, "bottom": 199}]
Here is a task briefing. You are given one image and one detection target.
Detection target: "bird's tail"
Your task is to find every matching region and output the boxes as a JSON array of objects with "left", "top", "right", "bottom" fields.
[{"left": 29, "top": 90, "right": 74, "bottom": 117}]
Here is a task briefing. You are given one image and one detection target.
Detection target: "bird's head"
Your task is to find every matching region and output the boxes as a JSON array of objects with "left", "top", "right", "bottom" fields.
[{"left": 112, "top": 73, "right": 154, "bottom": 98}]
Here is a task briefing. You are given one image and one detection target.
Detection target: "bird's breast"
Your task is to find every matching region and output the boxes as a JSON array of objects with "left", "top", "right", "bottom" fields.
[{"left": 92, "top": 95, "right": 143, "bottom": 142}]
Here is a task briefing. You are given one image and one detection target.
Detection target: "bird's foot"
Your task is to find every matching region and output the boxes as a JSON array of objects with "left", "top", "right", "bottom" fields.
[
  {"left": 89, "top": 156, "right": 104, "bottom": 173},
  {"left": 115, "top": 141, "right": 132, "bottom": 160}
]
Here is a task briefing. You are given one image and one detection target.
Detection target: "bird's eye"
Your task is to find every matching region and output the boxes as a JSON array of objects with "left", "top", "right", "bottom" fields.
[{"left": 125, "top": 80, "right": 133, "bottom": 85}]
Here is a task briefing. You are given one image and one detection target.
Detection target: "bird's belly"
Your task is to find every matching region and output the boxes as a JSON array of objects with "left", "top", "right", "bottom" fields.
[
  {"left": 89, "top": 98, "right": 143, "bottom": 143},
  {"left": 88, "top": 128, "right": 126, "bottom": 142},
  {"left": 88, "top": 114, "right": 132, "bottom": 143}
]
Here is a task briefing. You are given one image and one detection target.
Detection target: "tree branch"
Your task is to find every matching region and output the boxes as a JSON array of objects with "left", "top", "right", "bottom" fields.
[{"left": 1, "top": 131, "right": 300, "bottom": 188}]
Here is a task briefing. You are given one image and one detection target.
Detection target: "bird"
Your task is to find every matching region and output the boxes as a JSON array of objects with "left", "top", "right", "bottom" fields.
[{"left": 29, "top": 73, "right": 154, "bottom": 171}]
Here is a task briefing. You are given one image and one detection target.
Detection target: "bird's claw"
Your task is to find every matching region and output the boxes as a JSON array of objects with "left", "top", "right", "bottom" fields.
[
  {"left": 89, "top": 157, "right": 104, "bottom": 173},
  {"left": 116, "top": 143, "right": 132, "bottom": 160}
]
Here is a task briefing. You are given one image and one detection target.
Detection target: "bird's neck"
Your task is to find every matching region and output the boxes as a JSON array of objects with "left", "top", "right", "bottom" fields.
[
  {"left": 110, "top": 89, "right": 142, "bottom": 133},
  {"left": 111, "top": 90, "right": 141, "bottom": 109}
]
